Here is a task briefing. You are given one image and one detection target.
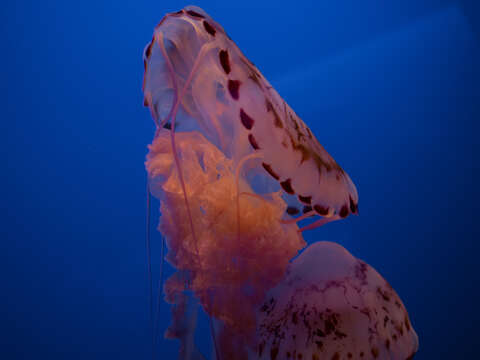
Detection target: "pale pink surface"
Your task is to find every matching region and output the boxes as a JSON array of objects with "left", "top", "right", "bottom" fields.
[{"left": 255, "top": 241, "right": 419, "bottom": 360}]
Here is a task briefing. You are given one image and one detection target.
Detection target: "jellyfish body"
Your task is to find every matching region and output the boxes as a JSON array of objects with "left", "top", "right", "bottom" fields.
[
  {"left": 255, "top": 242, "right": 419, "bottom": 360},
  {"left": 143, "top": 6, "right": 358, "bottom": 230},
  {"left": 143, "top": 6, "right": 418, "bottom": 360}
]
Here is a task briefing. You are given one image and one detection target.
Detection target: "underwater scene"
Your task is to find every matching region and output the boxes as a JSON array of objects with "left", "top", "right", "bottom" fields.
[{"left": 3, "top": 1, "right": 479, "bottom": 359}]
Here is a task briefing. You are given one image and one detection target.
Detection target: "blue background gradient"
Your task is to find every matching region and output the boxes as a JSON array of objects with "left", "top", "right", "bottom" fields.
[{"left": 2, "top": 1, "right": 479, "bottom": 359}]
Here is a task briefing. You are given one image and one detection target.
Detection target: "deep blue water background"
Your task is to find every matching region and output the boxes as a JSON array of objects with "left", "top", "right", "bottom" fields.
[{"left": 2, "top": 1, "right": 479, "bottom": 359}]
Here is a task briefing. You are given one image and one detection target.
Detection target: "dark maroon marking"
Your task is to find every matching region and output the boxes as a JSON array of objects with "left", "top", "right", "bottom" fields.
[
  {"left": 274, "top": 115, "right": 283, "bottom": 128},
  {"left": 186, "top": 10, "right": 205, "bottom": 18},
  {"left": 286, "top": 206, "right": 299, "bottom": 215},
  {"left": 339, "top": 204, "right": 349, "bottom": 218},
  {"left": 349, "top": 196, "right": 357, "bottom": 213},
  {"left": 404, "top": 315, "right": 411, "bottom": 331},
  {"left": 306, "top": 127, "right": 313, "bottom": 139},
  {"left": 145, "top": 41, "right": 153, "bottom": 59},
  {"left": 258, "top": 342, "right": 264, "bottom": 357},
  {"left": 292, "top": 117, "right": 299, "bottom": 130},
  {"left": 280, "top": 179, "right": 295, "bottom": 195},
  {"left": 298, "top": 195, "right": 311, "bottom": 204},
  {"left": 228, "top": 80, "right": 241, "bottom": 100},
  {"left": 143, "top": 97, "right": 148, "bottom": 106},
  {"left": 314, "top": 204, "right": 329, "bottom": 216},
  {"left": 303, "top": 205, "right": 312, "bottom": 214},
  {"left": 203, "top": 20, "right": 216, "bottom": 36},
  {"left": 240, "top": 108, "right": 254, "bottom": 129},
  {"left": 265, "top": 99, "right": 283, "bottom": 128},
  {"left": 262, "top": 163, "right": 279, "bottom": 180},
  {"left": 265, "top": 99, "right": 274, "bottom": 112},
  {"left": 270, "top": 347, "right": 279, "bottom": 360},
  {"left": 173, "top": 10, "right": 183, "bottom": 15},
  {"left": 248, "top": 133, "right": 260, "bottom": 150},
  {"left": 219, "top": 50, "right": 231, "bottom": 74}
]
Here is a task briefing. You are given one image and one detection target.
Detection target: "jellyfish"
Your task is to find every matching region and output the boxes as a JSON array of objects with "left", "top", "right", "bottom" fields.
[
  {"left": 255, "top": 242, "right": 419, "bottom": 360},
  {"left": 142, "top": 5, "right": 417, "bottom": 360},
  {"left": 143, "top": 5, "right": 359, "bottom": 236}
]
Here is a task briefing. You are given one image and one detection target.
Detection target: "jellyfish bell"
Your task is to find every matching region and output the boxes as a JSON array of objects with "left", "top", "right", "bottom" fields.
[
  {"left": 143, "top": 6, "right": 359, "bottom": 232},
  {"left": 255, "top": 242, "right": 419, "bottom": 360}
]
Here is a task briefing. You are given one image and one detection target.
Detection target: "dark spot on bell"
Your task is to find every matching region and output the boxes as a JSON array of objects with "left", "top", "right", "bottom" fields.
[
  {"left": 280, "top": 179, "right": 295, "bottom": 194},
  {"left": 404, "top": 314, "right": 411, "bottom": 331},
  {"left": 324, "top": 319, "right": 335, "bottom": 335},
  {"left": 219, "top": 50, "right": 230, "bottom": 74},
  {"left": 347, "top": 353, "right": 352, "bottom": 359},
  {"left": 371, "top": 347, "right": 379, "bottom": 358},
  {"left": 265, "top": 99, "right": 283, "bottom": 128},
  {"left": 203, "top": 20, "right": 216, "bottom": 36},
  {"left": 145, "top": 41, "right": 153, "bottom": 59},
  {"left": 306, "top": 127, "right": 313, "bottom": 138},
  {"left": 386, "top": 339, "right": 391, "bottom": 349},
  {"left": 291, "top": 312, "right": 298, "bottom": 324},
  {"left": 286, "top": 206, "right": 299, "bottom": 215},
  {"left": 265, "top": 99, "right": 274, "bottom": 112},
  {"left": 240, "top": 108, "right": 254, "bottom": 129},
  {"left": 349, "top": 195, "right": 357, "bottom": 213},
  {"left": 186, "top": 10, "right": 205, "bottom": 18},
  {"left": 314, "top": 204, "right": 329, "bottom": 216},
  {"left": 248, "top": 133, "right": 260, "bottom": 150},
  {"left": 228, "top": 79, "right": 241, "bottom": 100},
  {"left": 262, "top": 163, "right": 279, "bottom": 180},
  {"left": 258, "top": 342, "right": 264, "bottom": 357},
  {"left": 377, "top": 287, "right": 391, "bottom": 302},
  {"left": 303, "top": 205, "right": 313, "bottom": 214},
  {"left": 332, "top": 353, "right": 340, "bottom": 360},
  {"left": 273, "top": 113, "right": 283, "bottom": 128},
  {"left": 270, "top": 347, "right": 279, "bottom": 360},
  {"left": 298, "top": 195, "right": 311, "bottom": 204},
  {"left": 339, "top": 204, "right": 349, "bottom": 218}
]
